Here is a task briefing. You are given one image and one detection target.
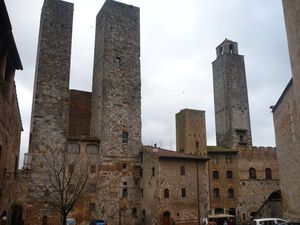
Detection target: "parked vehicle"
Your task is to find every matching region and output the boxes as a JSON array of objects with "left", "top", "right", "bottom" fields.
[
  {"left": 252, "top": 218, "right": 286, "bottom": 225},
  {"left": 89, "top": 219, "right": 107, "bottom": 225},
  {"left": 276, "top": 222, "right": 300, "bottom": 225},
  {"left": 66, "top": 218, "right": 76, "bottom": 225}
]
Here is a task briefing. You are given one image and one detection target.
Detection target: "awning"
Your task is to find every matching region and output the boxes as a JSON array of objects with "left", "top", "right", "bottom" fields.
[{"left": 208, "top": 214, "right": 235, "bottom": 219}]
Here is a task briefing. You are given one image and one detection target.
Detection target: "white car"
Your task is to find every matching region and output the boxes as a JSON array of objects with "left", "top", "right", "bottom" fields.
[
  {"left": 253, "top": 218, "right": 286, "bottom": 225},
  {"left": 66, "top": 218, "right": 76, "bottom": 225}
]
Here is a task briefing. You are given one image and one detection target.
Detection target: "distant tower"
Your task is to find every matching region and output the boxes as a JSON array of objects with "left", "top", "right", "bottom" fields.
[
  {"left": 176, "top": 109, "right": 207, "bottom": 156},
  {"left": 212, "top": 39, "right": 252, "bottom": 148},
  {"left": 90, "top": 1, "right": 141, "bottom": 225},
  {"left": 29, "top": 0, "right": 73, "bottom": 154}
]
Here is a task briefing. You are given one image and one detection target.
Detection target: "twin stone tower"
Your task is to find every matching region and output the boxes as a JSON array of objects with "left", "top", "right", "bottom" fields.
[{"left": 21, "top": 0, "right": 252, "bottom": 224}]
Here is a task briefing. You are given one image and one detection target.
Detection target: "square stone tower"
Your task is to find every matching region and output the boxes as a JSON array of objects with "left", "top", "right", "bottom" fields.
[
  {"left": 90, "top": 0, "right": 141, "bottom": 158},
  {"left": 29, "top": 0, "right": 73, "bottom": 154},
  {"left": 176, "top": 109, "right": 207, "bottom": 156},
  {"left": 90, "top": 1, "right": 142, "bottom": 224},
  {"left": 212, "top": 39, "right": 252, "bottom": 148}
]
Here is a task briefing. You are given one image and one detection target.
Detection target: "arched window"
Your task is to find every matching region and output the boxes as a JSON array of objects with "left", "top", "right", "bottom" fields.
[
  {"left": 226, "top": 170, "right": 233, "bottom": 179},
  {"left": 249, "top": 168, "right": 256, "bottom": 179},
  {"left": 228, "top": 188, "right": 234, "bottom": 198},
  {"left": 213, "top": 171, "right": 219, "bottom": 179},
  {"left": 213, "top": 188, "right": 220, "bottom": 198},
  {"left": 229, "top": 44, "right": 234, "bottom": 54},
  {"left": 265, "top": 168, "right": 272, "bottom": 179},
  {"left": 164, "top": 189, "right": 169, "bottom": 198}
]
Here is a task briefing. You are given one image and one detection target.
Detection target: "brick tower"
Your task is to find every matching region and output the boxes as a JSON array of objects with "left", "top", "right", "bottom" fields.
[
  {"left": 176, "top": 109, "right": 207, "bottom": 156},
  {"left": 29, "top": 0, "right": 73, "bottom": 154},
  {"left": 212, "top": 39, "right": 252, "bottom": 148},
  {"left": 90, "top": 1, "right": 142, "bottom": 224}
]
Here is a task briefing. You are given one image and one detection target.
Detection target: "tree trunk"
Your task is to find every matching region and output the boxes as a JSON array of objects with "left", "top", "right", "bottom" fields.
[{"left": 62, "top": 213, "right": 67, "bottom": 225}]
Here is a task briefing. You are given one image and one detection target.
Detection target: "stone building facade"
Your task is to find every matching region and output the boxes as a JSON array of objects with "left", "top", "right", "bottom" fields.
[
  {"left": 207, "top": 146, "right": 239, "bottom": 217},
  {"left": 271, "top": 0, "right": 300, "bottom": 221},
  {"left": 141, "top": 146, "right": 210, "bottom": 225},
  {"left": 0, "top": 0, "right": 23, "bottom": 223}
]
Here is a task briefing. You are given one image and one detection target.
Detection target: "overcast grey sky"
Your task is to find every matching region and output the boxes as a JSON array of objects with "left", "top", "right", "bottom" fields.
[{"left": 6, "top": 0, "right": 291, "bottom": 166}]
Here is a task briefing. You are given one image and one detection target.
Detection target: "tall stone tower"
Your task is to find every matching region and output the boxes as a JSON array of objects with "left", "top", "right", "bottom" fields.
[
  {"left": 90, "top": 1, "right": 142, "bottom": 224},
  {"left": 29, "top": 0, "right": 73, "bottom": 154},
  {"left": 176, "top": 109, "right": 207, "bottom": 156},
  {"left": 212, "top": 39, "right": 252, "bottom": 148},
  {"left": 90, "top": 0, "right": 141, "bottom": 157}
]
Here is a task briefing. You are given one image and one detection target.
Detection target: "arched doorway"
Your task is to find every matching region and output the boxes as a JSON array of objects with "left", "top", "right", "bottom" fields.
[
  {"left": 163, "top": 211, "right": 171, "bottom": 225},
  {"left": 255, "top": 190, "right": 282, "bottom": 219}
]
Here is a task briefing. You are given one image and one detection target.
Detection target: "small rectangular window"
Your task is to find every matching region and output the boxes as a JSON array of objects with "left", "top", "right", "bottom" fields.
[
  {"left": 152, "top": 167, "right": 155, "bottom": 176},
  {"left": 181, "top": 188, "right": 186, "bottom": 198},
  {"left": 226, "top": 156, "right": 233, "bottom": 164},
  {"left": 122, "top": 132, "right": 129, "bottom": 143},
  {"left": 122, "top": 188, "right": 128, "bottom": 198},
  {"left": 85, "top": 144, "right": 99, "bottom": 154},
  {"left": 213, "top": 156, "right": 219, "bottom": 164},
  {"left": 68, "top": 164, "right": 75, "bottom": 174},
  {"left": 140, "top": 168, "right": 143, "bottom": 177},
  {"left": 132, "top": 208, "right": 137, "bottom": 218},
  {"left": 89, "top": 184, "right": 96, "bottom": 193},
  {"left": 67, "top": 143, "right": 80, "bottom": 154},
  {"left": 89, "top": 203, "right": 96, "bottom": 211},
  {"left": 90, "top": 165, "right": 96, "bottom": 173},
  {"left": 141, "top": 189, "right": 143, "bottom": 197},
  {"left": 180, "top": 166, "right": 185, "bottom": 176},
  {"left": 122, "top": 163, "right": 127, "bottom": 169}
]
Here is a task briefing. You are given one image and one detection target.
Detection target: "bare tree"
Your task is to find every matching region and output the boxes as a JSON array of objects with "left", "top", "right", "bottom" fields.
[{"left": 42, "top": 150, "right": 94, "bottom": 225}]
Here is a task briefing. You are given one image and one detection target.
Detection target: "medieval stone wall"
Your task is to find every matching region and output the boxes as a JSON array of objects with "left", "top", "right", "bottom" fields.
[
  {"left": 274, "top": 0, "right": 300, "bottom": 221},
  {"left": 272, "top": 80, "right": 299, "bottom": 221},
  {"left": 68, "top": 90, "right": 92, "bottom": 137},
  {"left": 0, "top": 3, "right": 23, "bottom": 221},
  {"left": 0, "top": 82, "right": 22, "bottom": 224}
]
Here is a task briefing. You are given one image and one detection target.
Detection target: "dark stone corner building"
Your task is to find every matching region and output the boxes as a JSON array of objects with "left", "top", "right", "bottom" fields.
[
  {"left": 0, "top": 0, "right": 23, "bottom": 223},
  {"left": 1, "top": 0, "right": 299, "bottom": 225}
]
